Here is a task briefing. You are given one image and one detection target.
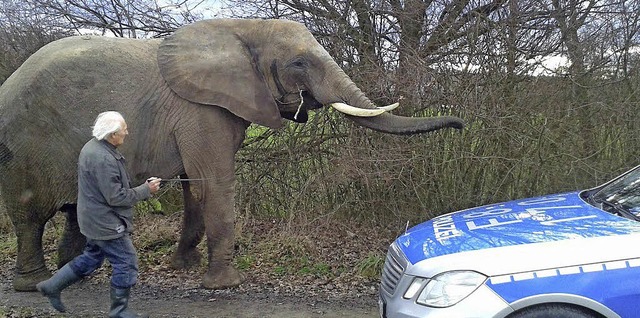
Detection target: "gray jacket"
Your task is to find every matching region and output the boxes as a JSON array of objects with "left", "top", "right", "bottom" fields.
[{"left": 77, "top": 138, "right": 151, "bottom": 240}]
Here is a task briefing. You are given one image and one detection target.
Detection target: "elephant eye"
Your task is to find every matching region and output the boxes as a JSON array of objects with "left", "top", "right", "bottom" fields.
[{"left": 287, "top": 57, "right": 308, "bottom": 69}]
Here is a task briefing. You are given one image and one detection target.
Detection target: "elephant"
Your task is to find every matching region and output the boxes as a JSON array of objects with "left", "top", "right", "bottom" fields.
[{"left": 0, "top": 18, "right": 464, "bottom": 292}]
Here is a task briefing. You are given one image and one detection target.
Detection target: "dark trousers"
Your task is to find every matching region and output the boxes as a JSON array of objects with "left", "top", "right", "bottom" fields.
[{"left": 69, "top": 234, "right": 139, "bottom": 288}]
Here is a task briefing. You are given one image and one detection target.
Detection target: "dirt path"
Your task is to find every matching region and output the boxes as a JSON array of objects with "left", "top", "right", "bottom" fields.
[
  {"left": 0, "top": 216, "right": 391, "bottom": 317},
  {"left": 0, "top": 277, "right": 379, "bottom": 317},
  {"left": 0, "top": 237, "right": 383, "bottom": 318}
]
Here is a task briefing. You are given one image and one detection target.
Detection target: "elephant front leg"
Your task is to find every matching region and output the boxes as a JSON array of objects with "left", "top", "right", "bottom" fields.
[
  {"left": 202, "top": 217, "right": 244, "bottom": 289},
  {"left": 13, "top": 221, "right": 52, "bottom": 291},
  {"left": 171, "top": 178, "right": 205, "bottom": 269},
  {"left": 201, "top": 179, "right": 245, "bottom": 290},
  {"left": 173, "top": 107, "right": 248, "bottom": 289}
]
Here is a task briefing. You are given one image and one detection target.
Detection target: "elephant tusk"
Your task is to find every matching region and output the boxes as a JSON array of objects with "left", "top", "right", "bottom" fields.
[
  {"left": 330, "top": 102, "right": 386, "bottom": 117},
  {"left": 377, "top": 102, "right": 399, "bottom": 112},
  {"left": 293, "top": 88, "right": 304, "bottom": 120}
]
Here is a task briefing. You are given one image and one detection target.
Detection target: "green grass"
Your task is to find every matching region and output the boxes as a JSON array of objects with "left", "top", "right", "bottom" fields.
[
  {"left": 299, "top": 262, "right": 332, "bottom": 277},
  {"left": 0, "top": 233, "right": 17, "bottom": 257},
  {"left": 245, "top": 233, "right": 341, "bottom": 279},
  {"left": 135, "top": 198, "right": 164, "bottom": 216},
  {"left": 0, "top": 205, "right": 12, "bottom": 235},
  {"left": 356, "top": 253, "right": 385, "bottom": 279},
  {"left": 234, "top": 255, "right": 255, "bottom": 270}
]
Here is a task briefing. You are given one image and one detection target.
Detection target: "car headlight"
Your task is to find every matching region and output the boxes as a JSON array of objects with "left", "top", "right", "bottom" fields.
[{"left": 406, "top": 271, "right": 486, "bottom": 308}]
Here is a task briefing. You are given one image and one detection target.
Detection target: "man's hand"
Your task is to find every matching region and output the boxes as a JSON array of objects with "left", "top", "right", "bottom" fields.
[{"left": 146, "top": 177, "right": 162, "bottom": 194}]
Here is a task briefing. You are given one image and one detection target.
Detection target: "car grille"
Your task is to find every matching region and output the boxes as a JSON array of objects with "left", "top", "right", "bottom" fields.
[{"left": 380, "top": 242, "right": 407, "bottom": 295}]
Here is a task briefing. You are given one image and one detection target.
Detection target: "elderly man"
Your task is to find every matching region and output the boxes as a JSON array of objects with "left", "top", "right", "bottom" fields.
[{"left": 36, "top": 111, "right": 161, "bottom": 318}]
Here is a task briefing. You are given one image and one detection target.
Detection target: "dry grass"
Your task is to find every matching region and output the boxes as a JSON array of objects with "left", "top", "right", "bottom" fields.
[{"left": 0, "top": 201, "right": 395, "bottom": 291}]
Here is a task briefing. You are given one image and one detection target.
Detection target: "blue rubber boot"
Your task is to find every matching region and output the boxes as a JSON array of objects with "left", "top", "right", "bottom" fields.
[
  {"left": 109, "top": 286, "right": 149, "bottom": 318},
  {"left": 35, "top": 263, "right": 81, "bottom": 312}
]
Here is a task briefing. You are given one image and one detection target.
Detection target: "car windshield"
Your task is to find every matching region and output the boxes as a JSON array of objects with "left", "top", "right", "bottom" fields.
[{"left": 590, "top": 166, "right": 640, "bottom": 220}]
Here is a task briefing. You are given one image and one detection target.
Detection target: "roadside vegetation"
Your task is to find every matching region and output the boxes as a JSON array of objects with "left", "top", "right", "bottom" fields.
[{"left": 1, "top": 0, "right": 640, "bottom": 313}]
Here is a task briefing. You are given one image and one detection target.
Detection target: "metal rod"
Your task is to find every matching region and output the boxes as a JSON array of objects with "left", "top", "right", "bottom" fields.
[{"left": 160, "top": 178, "right": 210, "bottom": 182}]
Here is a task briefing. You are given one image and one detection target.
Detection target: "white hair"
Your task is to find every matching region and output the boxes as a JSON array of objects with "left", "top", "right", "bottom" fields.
[{"left": 92, "top": 111, "right": 125, "bottom": 140}]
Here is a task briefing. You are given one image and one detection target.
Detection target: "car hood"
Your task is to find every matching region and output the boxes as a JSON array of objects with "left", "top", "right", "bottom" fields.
[{"left": 396, "top": 191, "right": 640, "bottom": 265}]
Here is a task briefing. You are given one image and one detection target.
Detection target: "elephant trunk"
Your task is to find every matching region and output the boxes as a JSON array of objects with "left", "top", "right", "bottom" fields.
[{"left": 326, "top": 64, "right": 465, "bottom": 135}]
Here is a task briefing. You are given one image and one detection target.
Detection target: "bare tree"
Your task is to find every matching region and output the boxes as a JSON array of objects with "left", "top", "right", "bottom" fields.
[
  {"left": 599, "top": 0, "right": 640, "bottom": 80},
  {"left": 0, "top": 0, "right": 71, "bottom": 84},
  {"left": 26, "top": 0, "right": 208, "bottom": 38},
  {"left": 1, "top": 0, "right": 215, "bottom": 83}
]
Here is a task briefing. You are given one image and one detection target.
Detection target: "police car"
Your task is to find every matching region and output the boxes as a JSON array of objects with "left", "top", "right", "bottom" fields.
[{"left": 379, "top": 165, "right": 640, "bottom": 318}]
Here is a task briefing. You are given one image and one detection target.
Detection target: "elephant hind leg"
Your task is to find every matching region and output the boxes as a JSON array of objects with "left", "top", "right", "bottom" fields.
[
  {"left": 170, "top": 178, "right": 205, "bottom": 269},
  {"left": 13, "top": 219, "right": 52, "bottom": 291},
  {"left": 56, "top": 204, "right": 85, "bottom": 269}
]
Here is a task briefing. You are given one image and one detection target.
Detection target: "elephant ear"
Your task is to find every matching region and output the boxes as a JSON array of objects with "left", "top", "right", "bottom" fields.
[{"left": 157, "top": 20, "right": 283, "bottom": 129}]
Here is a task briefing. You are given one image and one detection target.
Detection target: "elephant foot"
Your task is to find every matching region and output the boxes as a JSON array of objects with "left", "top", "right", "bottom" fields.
[
  {"left": 170, "top": 249, "right": 202, "bottom": 269},
  {"left": 14, "top": 266, "right": 52, "bottom": 292},
  {"left": 202, "top": 266, "right": 245, "bottom": 290}
]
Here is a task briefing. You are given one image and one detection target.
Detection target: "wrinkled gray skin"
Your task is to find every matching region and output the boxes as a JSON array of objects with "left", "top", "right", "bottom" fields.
[{"left": 0, "top": 19, "right": 464, "bottom": 292}]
